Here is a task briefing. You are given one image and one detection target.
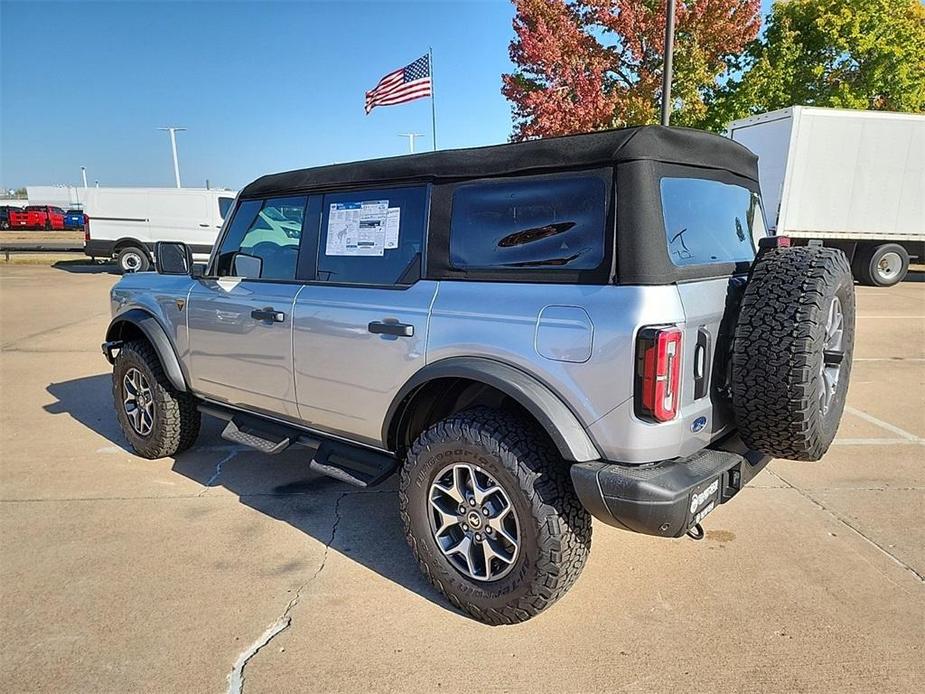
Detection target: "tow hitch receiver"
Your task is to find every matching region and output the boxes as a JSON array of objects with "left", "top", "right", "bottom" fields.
[{"left": 570, "top": 439, "right": 770, "bottom": 539}]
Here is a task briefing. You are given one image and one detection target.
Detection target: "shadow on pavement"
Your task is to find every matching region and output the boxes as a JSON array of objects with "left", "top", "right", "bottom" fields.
[
  {"left": 44, "top": 374, "right": 451, "bottom": 613},
  {"left": 52, "top": 259, "right": 120, "bottom": 275}
]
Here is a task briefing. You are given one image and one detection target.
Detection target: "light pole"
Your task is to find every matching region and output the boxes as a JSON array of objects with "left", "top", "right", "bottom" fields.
[
  {"left": 157, "top": 126, "right": 187, "bottom": 188},
  {"left": 80, "top": 166, "right": 88, "bottom": 188},
  {"left": 660, "top": 0, "right": 677, "bottom": 126},
  {"left": 399, "top": 133, "right": 424, "bottom": 154}
]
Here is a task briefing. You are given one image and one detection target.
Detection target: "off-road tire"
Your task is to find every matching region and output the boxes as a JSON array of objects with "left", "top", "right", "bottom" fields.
[
  {"left": 117, "top": 246, "right": 150, "bottom": 273},
  {"left": 732, "top": 246, "right": 855, "bottom": 461},
  {"left": 854, "top": 243, "right": 909, "bottom": 287},
  {"left": 399, "top": 407, "right": 591, "bottom": 625},
  {"left": 112, "top": 340, "right": 200, "bottom": 458}
]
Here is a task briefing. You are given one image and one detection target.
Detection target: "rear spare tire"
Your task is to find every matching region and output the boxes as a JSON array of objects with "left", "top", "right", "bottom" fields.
[{"left": 732, "top": 246, "right": 855, "bottom": 461}]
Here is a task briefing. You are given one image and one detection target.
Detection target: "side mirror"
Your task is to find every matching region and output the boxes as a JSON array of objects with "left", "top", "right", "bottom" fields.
[
  {"left": 155, "top": 241, "right": 193, "bottom": 275},
  {"left": 231, "top": 252, "right": 263, "bottom": 279}
]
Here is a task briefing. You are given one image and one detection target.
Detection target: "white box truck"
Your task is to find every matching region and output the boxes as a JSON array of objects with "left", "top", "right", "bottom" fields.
[
  {"left": 728, "top": 106, "right": 925, "bottom": 286},
  {"left": 54, "top": 187, "right": 238, "bottom": 273}
]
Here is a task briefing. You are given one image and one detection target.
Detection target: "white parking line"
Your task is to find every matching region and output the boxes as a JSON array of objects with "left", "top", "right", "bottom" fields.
[
  {"left": 844, "top": 406, "right": 923, "bottom": 442},
  {"left": 832, "top": 438, "right": 924, "bottom": 446}
]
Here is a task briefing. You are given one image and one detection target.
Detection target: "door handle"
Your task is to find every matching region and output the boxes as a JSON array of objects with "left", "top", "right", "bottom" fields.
[
  {"left": 251, "top": 307, "right": 286, "bottom": 323},
  {"left": 199, "top": 223, "right": 209, "bottom": 227},
  {"left": 368, "top": 321, "right": 414, "bottom": 337}
]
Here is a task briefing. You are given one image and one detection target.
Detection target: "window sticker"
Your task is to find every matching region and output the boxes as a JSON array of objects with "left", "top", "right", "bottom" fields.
[
  {"left": 385, "top": 207, "right": 401, "bottom": 249},
  {"left": 325, "top": 200, "right": 389, "bottom": 256}
]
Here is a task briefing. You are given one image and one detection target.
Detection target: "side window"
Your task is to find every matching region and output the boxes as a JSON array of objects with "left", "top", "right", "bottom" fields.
[
  {"left": 218, "top": 196, "right": 234, "bottom": 220},
  {"left": 317, "top": 186, "right": 427, "bottom": 285},
  {"left": 215, "top": 196, "right": 307, "bottom": 279},
  {"left": 660, "top": 178, "right": 758, "bottom": 266},
  {"left": 449, "top": 175, "right": 606, "bottom": 271}
]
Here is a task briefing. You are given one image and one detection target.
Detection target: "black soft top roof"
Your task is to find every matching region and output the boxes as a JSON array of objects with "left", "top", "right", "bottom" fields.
[{"left": 240, "top": 125, "right": 758, "bottom": 198}]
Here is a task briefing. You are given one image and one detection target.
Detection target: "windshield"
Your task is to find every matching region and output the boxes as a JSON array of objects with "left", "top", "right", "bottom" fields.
[{"left": 660, "top": 177, "right": 765, "bottom": 267}]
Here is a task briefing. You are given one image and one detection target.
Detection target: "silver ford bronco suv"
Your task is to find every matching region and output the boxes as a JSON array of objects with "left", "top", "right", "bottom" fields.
[{"left": 103, "top": 127, "right": 856, "bottom": 624}]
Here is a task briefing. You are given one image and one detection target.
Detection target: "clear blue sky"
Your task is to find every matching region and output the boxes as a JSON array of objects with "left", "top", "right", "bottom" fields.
[{"left": 1, "top": 0, "right": 773, "bottom": 191}]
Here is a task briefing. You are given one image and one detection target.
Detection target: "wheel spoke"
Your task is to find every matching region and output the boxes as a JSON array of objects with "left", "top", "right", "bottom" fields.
[
  {"left": 430, "top": 498, "right": 457, "bottom": 537},
  {"left": 488, "top": 509, "right": 518, "bottom": 546}
]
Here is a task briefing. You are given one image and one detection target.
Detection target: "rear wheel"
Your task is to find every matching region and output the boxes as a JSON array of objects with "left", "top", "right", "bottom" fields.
[
  {"left": 732, "top": 246, "right": 855, "bottom": 461},
  {"left": 399, "top": 407, "right": 591, "bottom": 625},
  {"left": 117, "top": 246, "right": 150, "bottom": 273},
  {"left": 854, "top": 243, "right": 909, "bottom": 287}
]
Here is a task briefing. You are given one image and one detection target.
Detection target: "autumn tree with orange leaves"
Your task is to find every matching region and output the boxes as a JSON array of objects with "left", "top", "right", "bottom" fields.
[{"left": 502, "top": 0, "right": 761, "bottom": 139}]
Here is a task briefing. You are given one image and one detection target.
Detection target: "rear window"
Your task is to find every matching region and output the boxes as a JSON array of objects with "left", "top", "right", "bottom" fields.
[
  {"left": 218, "top": 196, "right": 234, "bottom": 220},
  {"left": 449, "top": 175, "right": 606, "bottom": 271},
  {"left": 660, "top": 178, "right": 763, "bottom": 266}
]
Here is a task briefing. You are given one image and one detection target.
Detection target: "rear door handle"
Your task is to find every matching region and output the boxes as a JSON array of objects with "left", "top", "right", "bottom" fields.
[
  {"left": 368, "top": 321, "right": 414, "bottom": 337},
  {"left": 199, "top": 223, "right": 210, "bottom": 227},
  {"left": 251, "top": 307, "right": 286, "bottom": 323}
]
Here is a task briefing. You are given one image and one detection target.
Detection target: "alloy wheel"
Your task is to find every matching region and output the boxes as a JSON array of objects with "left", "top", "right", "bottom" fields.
[
  {"left": 819, "top": 296, "right": 845, "bottom": 415},
  {"left": 123, "top": 367, "right": 155, "bottom": 436},
  {"left": 428, "top": 463, "right": 520, "bottom": 582}
]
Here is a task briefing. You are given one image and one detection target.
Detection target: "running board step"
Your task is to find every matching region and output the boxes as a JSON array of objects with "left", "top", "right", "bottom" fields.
[
  {"left": 221, "top": 417, "right": 292, "bottom": 454},
  {"left": 307, "top": 441, "right": 396, "bottom": 488}
]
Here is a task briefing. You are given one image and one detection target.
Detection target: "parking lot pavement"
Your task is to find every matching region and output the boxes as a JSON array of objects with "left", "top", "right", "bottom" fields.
[{"left": 1, "top": 264, "right": 923, "bottom": 693}]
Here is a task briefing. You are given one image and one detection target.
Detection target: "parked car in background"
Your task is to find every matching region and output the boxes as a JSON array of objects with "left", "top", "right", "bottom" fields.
[
  {"left": 8, "top": 205, "right": 66, "bottom": 230},
  {"left": 729, "top": 106, "right": 925, "bottom": 287},
  {"left": 82, "top": 187, "right": 237, "bottom": 273},
  {"left": 64, "top": 209, "right": 87, "bottom": 230},
  {"left": 0, "top": 205, "right": 22, "bottom": 230}
]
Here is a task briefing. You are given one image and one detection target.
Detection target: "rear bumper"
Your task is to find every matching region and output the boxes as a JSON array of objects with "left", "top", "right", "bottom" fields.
[
  {"left": 84, "top": 239, "right": 115, "bottom": 258},
  {"left": 570, "top": 434, "right": 771, "bottom": 538}
]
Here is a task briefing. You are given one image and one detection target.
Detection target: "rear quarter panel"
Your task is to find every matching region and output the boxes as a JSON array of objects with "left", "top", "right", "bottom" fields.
[{"left": 426, "top": 281, "right": 687, "bottom": 461}]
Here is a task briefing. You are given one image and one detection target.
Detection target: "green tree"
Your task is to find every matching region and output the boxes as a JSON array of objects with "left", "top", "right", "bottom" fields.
[{"left": 708, "top": 0, "right": 925, "bottom": 130}]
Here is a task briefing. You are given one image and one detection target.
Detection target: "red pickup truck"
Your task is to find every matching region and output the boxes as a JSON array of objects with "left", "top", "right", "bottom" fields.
[{"left": 8, "top": 205, "right": 66, "bottom": 230}]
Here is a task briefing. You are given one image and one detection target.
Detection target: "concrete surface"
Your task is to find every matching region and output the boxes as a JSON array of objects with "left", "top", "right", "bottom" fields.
[{"left": 1, "top": 264, "right": 923, "bottom": 693}]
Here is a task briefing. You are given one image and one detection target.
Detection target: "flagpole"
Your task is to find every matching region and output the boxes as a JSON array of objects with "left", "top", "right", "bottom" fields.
[{"left": 429, "top": 47, "right": 437, "bottom": 151}]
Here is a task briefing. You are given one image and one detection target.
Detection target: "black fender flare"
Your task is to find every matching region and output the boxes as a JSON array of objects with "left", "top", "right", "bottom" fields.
[
  {"left": 105, "top": 308, "right": 187, "bottom": 392},
  {"left": 382, "top": 357, "right": 601, "bottom": 462}
]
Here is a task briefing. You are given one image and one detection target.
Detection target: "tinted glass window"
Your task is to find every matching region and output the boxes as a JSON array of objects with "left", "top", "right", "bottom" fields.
[
  {"left": 317, "top": 186, "right": 427, "bottom": 285},
  {"left": 218, "top": 197, "right": 234, "bottom": 219},
  {"left": 216, "top": 196, "right": 306, "bottom": 279},
  {"left": 449, "top": 176, "right": 606, "bottom": 271},
  {"left": 660, "top": 178, "right": 762, "bottom": 266}
]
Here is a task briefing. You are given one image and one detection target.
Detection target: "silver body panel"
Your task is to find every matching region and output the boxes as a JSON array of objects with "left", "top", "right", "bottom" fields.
[
  {"left": 291, "top": 281, "right": 438, "bottom": 446},
  {"left": 109, "top": 272, "right": 735, "bottom": 464}
]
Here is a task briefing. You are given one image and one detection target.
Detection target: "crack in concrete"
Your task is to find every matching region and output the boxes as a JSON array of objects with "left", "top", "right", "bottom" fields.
[
  {"left": 226, "top": 489, "right": 380, "bottom": 694},
  {"left": 769, "top": 470, "right": 925, "bottom": 584},
  {"left": 198, "top": 448, "right": 241, "bottom": 496}
]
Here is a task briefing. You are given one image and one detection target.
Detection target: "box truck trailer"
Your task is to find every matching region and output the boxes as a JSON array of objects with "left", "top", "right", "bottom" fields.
[{"left": 728, "top": 106, "right": 924, "bottom": 287}]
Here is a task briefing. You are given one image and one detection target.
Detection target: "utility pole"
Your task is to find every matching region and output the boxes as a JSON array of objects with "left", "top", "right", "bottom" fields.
[
  {"left": 157, "top": 126, "right": 187, "bottom": 188},
  {"left": 80, "top": 166, "right": 88, "bottom": 188},
  {"left": 399, "top": 133, "right": 424, "bottom": 154},
  {"left": 660, "top": 0, "right": 677, "bottom": 126}
]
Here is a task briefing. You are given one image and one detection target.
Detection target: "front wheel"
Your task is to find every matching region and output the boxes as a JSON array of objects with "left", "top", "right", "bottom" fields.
[
  {"left": 112, "top": 340, "right": 201, "bottom": 458},
  {"left": 399, "top": 407, "right": 591, "bottom": 625}
]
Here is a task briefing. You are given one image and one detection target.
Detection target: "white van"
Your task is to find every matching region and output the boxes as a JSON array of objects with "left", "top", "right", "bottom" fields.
[{"left": 82, "top": 187, "right": 237, "bottom": 272}]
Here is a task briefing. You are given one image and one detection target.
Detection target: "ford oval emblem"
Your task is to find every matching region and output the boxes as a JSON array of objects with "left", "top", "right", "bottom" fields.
[{"left": 691, "top": 416, "right": 707, "bottom": 433}]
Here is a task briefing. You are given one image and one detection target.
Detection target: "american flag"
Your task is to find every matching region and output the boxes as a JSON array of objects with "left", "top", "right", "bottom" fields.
[{"left": 365, "top": 54, "right": 432, "bottom": 114}]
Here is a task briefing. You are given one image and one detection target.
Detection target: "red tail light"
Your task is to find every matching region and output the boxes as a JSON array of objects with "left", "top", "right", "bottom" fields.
[
  {"left": 635, "top": 326, "right": 682, "bottom": 422},
  {"left": 84, "top": 216, "right": 91, "bottom": 243}
]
